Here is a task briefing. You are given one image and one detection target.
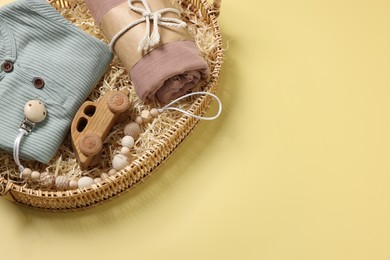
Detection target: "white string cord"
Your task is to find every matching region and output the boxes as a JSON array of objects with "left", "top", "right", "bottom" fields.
[
  {"left": 158, "top": 92, "right": 222, "bottom": 121},
  {"left": 13, "top": 129, "right": 28, "bottom": 175},
  {"left": 109, "top": 0, "right": 187, "bottom": 53}
]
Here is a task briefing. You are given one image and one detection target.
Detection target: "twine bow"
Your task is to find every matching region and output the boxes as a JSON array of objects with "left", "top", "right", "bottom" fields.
[{"left": 110, "top": 0, "right": 187, "bottom": 53}]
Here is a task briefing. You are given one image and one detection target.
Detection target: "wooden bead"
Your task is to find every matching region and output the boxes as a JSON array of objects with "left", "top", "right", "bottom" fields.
[
  {"left": 124, "top": 122, "right": 142, "bottom": 139},
  {"left": 69, "top": 180, "right": 78, "bottom": 190},
  {"left": 78, "top": 176, "right": 95, "bottom": 189},
  {"left": 150, "top": 108, "right": 160, "bottom": 117},
  {"left": 108, "top": 169, "right": 116, "bottom": 176},
  {"left": 30, "top": 171, "right": 40, "bottom": 181},
  {"left": 21, "top": 168, "right": 32, "bottom": 179},
  {"left": 39, "top": 172, "right": 55, "bottom": 187},
  {"left": 101, "top": 173, "right": 109, "bottom": 180},
  {"left": 55, "top": 176, "right": 69, "bottom": 190},
  {"left": 121, "top": 136, "right": 134, "bottom": 148},
  {"left": 112, "top": 154, "right": 129, "bottom": 171},
  {"left": 120, "top": 147, "right": 130, "bottom": 155},
  {"left": 135, "top": 116, "right": 143, "bottom": 125},
  {"left": 140, "top": 110, "right": 152, "bottom": 123}
]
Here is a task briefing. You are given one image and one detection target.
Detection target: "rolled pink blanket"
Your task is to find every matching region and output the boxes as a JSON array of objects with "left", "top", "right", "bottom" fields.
[
  {"left": 85, "top": 0, "right": 210, "bottom": 103},
  {"left": 131, "top": 40, "right": 209, "bottom": 102}
]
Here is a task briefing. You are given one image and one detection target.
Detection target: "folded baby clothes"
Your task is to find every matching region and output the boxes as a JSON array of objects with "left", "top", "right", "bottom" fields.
[
  {"left": 86, "top": 0, "right": 209, "bottom": 103},
  {"left": 0, "top": 0, "right": 113, "bottom": 163}
]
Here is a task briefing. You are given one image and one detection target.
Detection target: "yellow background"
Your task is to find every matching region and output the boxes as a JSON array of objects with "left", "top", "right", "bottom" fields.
[{"left": 1, "top": 0, "right": 390, "bottom": 259}]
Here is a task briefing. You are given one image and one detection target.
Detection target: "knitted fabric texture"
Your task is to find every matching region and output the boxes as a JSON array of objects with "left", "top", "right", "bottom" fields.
[
  {"left": 85, "top": 0, "right": 125, "bottom": 26},
  {"left": 0, "top": 0, "right": 113, "bottom": 163},
  {"left": 131, "top": 40, "right": 209, "bottom": 103}
]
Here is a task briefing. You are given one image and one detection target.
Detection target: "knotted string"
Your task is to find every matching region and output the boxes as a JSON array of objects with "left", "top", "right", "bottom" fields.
[
  {"left": 109, "top": 0, "right": 187, "bottom": 53},
  {"left": 159, "top": 92, "right": 223, "bottom": 121}
]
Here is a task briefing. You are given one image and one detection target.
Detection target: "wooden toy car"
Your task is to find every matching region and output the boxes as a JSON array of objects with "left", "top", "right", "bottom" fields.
[{"left": 71, "top": 90, "right": 130, "bottom": 169}]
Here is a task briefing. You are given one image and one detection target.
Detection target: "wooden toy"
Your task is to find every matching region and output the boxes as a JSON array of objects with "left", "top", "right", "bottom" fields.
[{"left": 71, "top": 90, "right": 130, "bottom": 169}]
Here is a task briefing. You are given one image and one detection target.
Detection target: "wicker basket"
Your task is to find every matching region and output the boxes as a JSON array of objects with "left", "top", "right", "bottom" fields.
[{"left": 0, "top": 0, "right": 223, "bottom": 211}]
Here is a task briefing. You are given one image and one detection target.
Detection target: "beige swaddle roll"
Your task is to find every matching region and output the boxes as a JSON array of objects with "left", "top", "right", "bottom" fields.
[{"left": 86, "top": 0, "right": 210, "bottom": 103}]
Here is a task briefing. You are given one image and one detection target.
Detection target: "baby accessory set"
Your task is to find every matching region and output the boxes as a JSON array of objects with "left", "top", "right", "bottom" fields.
[{"left": 0, "top": 0, "right": 223, "bottom": 210}]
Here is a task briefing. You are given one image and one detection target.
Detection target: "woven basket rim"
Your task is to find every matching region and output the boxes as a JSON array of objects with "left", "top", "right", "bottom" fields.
[{"left": 0, "top": 0, "right": 223, "bottom": 211}]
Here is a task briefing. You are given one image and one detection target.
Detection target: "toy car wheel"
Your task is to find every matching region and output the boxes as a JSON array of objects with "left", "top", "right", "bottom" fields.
[
  {"left": 108, "top": 92, "right": 130, "bottom": 113},
  {"left": 79, "top": 133, "right": 103, "bottom": 156}
]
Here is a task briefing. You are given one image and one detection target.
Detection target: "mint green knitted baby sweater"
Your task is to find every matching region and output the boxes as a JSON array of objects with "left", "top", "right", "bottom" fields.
[{"left": 0, "top": 0, "right": 113, "bottom": 163}]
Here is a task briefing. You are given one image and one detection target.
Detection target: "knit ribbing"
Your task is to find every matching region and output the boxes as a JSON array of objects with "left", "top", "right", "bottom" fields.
[
  {"left": 85, "top": 0, "right": 126, "bottom": 26},
  {"left": 130, "top": 41, "right": 210, "bottom": 103},
  {"left": 0, "top": 0, "right": 113, "bottom": 163}
]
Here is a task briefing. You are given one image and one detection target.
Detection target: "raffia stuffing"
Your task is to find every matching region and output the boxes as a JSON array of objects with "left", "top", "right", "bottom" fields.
[{"left": 0, "top": 0, "right": 219, "bottom": 191}]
